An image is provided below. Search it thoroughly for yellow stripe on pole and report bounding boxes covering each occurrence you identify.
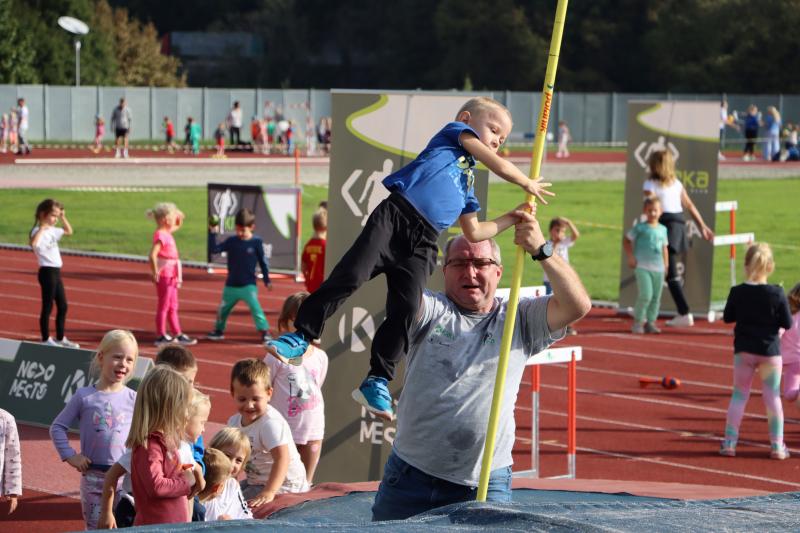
[476,0,569,502]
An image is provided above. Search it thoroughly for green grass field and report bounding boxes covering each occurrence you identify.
[2,179,797,302]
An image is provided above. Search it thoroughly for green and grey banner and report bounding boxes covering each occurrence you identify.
[0,338,152,428]
[207,184,300,275]
[619,101,719,314]
[316,91,489,482]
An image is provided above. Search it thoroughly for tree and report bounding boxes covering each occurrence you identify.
[0,0,38,83]
[96,1,185,86]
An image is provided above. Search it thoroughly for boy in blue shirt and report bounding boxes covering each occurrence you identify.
[267,96,553,419]
[207,208,273,343]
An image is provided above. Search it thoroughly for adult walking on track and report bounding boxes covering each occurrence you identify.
[111,98,132,159]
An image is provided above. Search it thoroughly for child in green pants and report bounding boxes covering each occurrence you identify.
[623,197,669,334]
[207,208,273,344]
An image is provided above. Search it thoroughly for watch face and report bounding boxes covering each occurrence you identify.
[542,241,554,257]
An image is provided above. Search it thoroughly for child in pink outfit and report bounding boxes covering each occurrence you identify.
[147,202,196,347]
[782,283,800,402]
[264,292,328,484]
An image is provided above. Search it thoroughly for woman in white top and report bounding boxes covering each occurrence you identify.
[643,150,714,327]
[29,199,79,347]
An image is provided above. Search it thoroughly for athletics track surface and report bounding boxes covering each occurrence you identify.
[1,248,799,531]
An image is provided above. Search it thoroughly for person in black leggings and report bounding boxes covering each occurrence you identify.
[30,199,79,348]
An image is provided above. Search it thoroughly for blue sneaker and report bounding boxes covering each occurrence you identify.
[266,332,309,360]
[352,376,394,420]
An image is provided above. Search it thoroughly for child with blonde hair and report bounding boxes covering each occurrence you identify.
[128,365,201,525]
[204,428,253,521]
[300,208,327,294]
[49,330,138,528]
[227,358,308,508]
[92,115,105,154]
[197,449,231,506]
[720,243,793,459]
[97,345,201,528]
[147,202,196,346]
[0,408,21,515]
[266,292,328,483]
[644,149,714,328]
[269,96,552,420]
[780,283,800,403]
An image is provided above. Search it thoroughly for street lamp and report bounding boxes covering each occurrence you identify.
[57,16,90,87]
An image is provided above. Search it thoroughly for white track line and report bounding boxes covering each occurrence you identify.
[583,345,733,370]
[539,440,800,490]
[592,332,732,351]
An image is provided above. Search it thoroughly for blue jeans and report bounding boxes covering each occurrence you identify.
[372,450,513,521]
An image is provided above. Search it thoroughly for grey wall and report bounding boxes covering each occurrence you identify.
[1,84,793,145]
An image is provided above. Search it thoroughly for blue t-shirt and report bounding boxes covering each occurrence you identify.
[382,122,481,231]
[208,233,270,287]
[626,222,668,272]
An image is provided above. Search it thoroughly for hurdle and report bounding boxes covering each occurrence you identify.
[713,201,754,287]
[514,345,582,480]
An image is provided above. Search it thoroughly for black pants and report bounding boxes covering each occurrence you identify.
[38,266,68,341]
[666,249,690,316]
[744,128,757,155]
[229,126,241,147]
[294,193,438,381]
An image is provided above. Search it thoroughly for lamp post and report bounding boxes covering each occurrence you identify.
[57,16,89,87]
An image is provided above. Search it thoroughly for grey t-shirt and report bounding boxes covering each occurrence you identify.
[394,290,564,486]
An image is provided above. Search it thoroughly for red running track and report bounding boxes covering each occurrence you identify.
[1,248,799,530]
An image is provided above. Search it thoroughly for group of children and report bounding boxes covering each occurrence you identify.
[40,316,326,528]
[13,95,799,528]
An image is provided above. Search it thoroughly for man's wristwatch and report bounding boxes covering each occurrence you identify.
[531,240,554,261]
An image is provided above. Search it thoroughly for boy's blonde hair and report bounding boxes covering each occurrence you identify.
[230,358,272,392]
[647,149,676,185]
[456,97,512,123]
[278,291,310,333]
[209,427,251,466]
[744,242,774,278]
[312,208,328,232]
[126,365,192,451]
[189,388,211,416]
[146,202,178,222]
[787,283,800,315]
[198,448,232,502]
[89,329,138,383]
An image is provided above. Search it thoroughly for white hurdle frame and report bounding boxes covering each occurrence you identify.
[713,201,754,287]
[514,345,582,480]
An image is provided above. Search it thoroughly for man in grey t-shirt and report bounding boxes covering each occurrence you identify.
[110,98,132,158]
[372,207,591,521]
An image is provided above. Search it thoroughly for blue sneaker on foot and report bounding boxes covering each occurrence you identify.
[266,332,309,360]
[352,376,394,420]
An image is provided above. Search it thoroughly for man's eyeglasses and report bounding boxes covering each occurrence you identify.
[444,258,498,270]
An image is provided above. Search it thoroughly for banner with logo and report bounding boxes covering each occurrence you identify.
[619,101,719,314]
[0,338,152,428]
[207,184,300,275]
[316,91,490,483]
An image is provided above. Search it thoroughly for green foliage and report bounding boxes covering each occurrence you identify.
[0,0,38,83]
[10,0,183,87]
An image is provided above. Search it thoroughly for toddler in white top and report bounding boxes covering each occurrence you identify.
[203,428,253,521]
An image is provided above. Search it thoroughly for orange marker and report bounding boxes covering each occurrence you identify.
[639,376,681,389]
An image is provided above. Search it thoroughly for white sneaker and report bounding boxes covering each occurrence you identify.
[123,149,129,158]
[666,313,694,327]
[43,337,60,346]
[58,337,81,349]
[115,149,121,158]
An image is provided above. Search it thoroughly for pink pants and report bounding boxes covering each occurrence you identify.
[783,360,800,402]
[156,276,182,336]
[724,352,783,446]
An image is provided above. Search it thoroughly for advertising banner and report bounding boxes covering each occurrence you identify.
[207,184,300,274]
[0,338,152,428]
[316,91,490,482]
[619,101,719,314]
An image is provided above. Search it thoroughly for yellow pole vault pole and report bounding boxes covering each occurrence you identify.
[476,0,569,502]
